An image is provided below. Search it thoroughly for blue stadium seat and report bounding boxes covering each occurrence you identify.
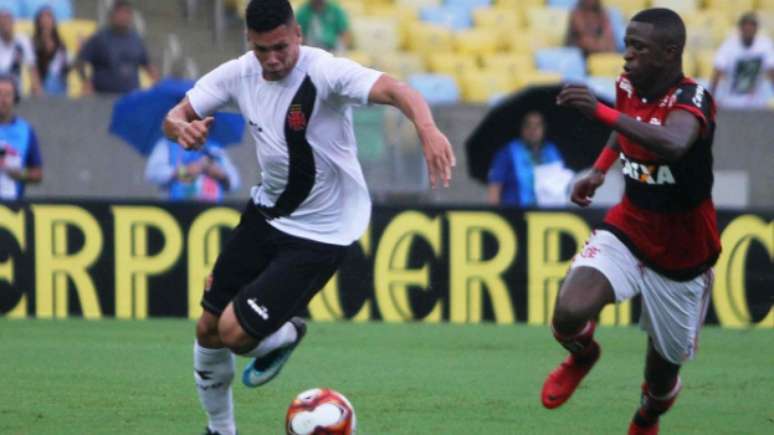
[420,6,472,30]
[23,0,73,20]
[408,73,461,105]
[444,0,492,11]
[547,0,578,8]
[0,0,22,17]
[607,7,626,52]
[535,47,587,82]
[585,76,616,103]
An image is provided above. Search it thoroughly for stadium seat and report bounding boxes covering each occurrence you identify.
[649,0,698,14]
[695,50,716,79]
[59,19,98,54]
[607,7,626,52]
[366,4,417,49]
[446,0,493,11]
[586,76,617,102]
[67,68,83,99]
[472,7,523,49]
[428,53,479,81]
[514,71,564,91]
[420,5,473,30]
[496,0,544,9]
[22,0,73,20]
[547,0,578,8]
[603,0,648,19]
[705,0,755,22]
[14,20,33,37]
[535,47,586,81]
[342,50,374,68]
[406,22,455,58]
[0,0,22,17]
[407,73,461,104]
[337,0,366,16]
[526,7,570,46]
[460,71,514,103]
[453,29,498,56]
[506,29,552,53]
[481,53,535,78]
[587,52,623,78]
[372,51,425,79]
[760,0,774,11]
[682,54,697,77]
[351,17,400,53]
[396,0,441,11]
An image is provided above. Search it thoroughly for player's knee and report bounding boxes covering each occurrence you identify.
[195,313,221,346]
[552,302,588,333]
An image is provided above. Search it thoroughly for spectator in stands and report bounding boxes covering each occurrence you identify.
[33,7,69,96]
[295,0,352,52]
[0,75,42,200]
[565,0,616,58]
[145,137,240,202]
[711,12,774,109]
[0,9,42,96]
[75,0,159,94]
[488,111,567,207]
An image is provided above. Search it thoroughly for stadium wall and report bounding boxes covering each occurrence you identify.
[1,201,771,328]
[17,98,774,207]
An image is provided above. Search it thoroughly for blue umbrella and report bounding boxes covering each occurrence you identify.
[109,78,246,156]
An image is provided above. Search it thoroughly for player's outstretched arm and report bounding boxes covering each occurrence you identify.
[557,84,700,162]
[571,133,618,207]
[163,97,214,151]
[367,75,456,188]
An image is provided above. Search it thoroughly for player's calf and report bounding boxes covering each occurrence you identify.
[628,378,682,435]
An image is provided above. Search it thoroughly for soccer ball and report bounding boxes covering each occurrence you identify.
[285,388,356,435]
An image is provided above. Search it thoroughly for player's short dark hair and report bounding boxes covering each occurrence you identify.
[245,0,295,34]
[631,8,686,54]
[738,12,758,27]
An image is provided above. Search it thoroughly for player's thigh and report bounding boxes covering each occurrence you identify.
[640,269,714,365]
[202,201,275,317]
[231,237,348,341]
[554,230,638,322]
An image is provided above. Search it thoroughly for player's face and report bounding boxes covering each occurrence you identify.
[623,21,667,90]
[248,23,302,82]
[0,81,15,118]
[740,21,757,46]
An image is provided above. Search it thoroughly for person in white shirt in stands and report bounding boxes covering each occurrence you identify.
[710,12,774,109]
[0,9,41,96]
[163,1,455,434]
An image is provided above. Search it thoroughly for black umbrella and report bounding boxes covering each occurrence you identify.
[465,85,614,183]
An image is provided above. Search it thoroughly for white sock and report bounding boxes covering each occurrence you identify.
[243,321,298,358]
[194,341,236,435]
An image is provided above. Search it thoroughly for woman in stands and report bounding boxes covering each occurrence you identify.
[566,0,616,57]
[33,6,69,95]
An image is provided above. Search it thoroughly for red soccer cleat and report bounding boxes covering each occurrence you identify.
[541,341,601,409]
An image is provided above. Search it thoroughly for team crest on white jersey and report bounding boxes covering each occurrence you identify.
[621,153,676,185]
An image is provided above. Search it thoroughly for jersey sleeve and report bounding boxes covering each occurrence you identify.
[488,146,512,184]
[186,59,241,118]
[24,129,42,168]
[314,55,383,107]
[672,82,714,130]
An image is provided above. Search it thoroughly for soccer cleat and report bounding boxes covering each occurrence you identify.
[628,417,659,435]
[201,428,238,435]
[242,317,307,388]
[541,341,601,409]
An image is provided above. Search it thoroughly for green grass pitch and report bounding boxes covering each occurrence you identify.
[0,319,772,434]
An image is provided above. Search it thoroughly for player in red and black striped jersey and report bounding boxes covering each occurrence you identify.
[540,8,721,435]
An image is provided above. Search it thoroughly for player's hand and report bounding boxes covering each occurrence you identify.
[556,84,598,118]
[178,117,214,150]
[571,169,605,207]
[419,126,456,188]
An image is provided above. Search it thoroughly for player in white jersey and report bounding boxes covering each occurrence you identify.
[163,1,455,434]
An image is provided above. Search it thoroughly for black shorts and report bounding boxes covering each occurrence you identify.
[202,201,348,339]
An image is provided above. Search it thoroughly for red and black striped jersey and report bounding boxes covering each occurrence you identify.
[600,75,722,280]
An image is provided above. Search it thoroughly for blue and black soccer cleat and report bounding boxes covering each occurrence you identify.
[242,317,307,388]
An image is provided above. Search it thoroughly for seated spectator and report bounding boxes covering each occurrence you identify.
[0,74,42,200]
[295,0,352,52]
[711,12,774,109]
[565,0,616,58]
[0,9,41,96]
[33,6,69,96]
[488,111,568,207]
[75,0,159,94]
[145,137,240,203]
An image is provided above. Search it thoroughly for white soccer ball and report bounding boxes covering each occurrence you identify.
[285,388,357,435]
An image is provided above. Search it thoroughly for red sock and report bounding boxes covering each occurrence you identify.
[634,377,682,427]
[552,320,597,361]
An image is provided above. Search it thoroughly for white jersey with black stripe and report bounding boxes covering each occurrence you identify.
[187,46,383,245]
